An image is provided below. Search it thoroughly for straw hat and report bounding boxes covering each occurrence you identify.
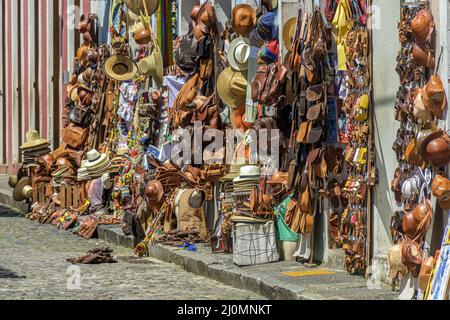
[8,175,18,188]
[125,0,159,16]
[85,149,110,172]
[233,165,261,183]
[217,67,248,109]
[20,130,49,150]
[231,4,256,36]
[104,54,138,81]
[221,159,247,181]
[227,37,251,71]
[138,44,163,87]
[13,177,32,202]
[282,17,296,52]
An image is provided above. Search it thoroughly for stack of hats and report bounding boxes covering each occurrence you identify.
[20,130,51,168]
[221,159,247,182]
[232,165,262,194]
[78,149,111,180]
[52,157,77,184]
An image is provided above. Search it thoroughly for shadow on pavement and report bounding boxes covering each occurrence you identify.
[0,266,26,279]
[0,205,23,218]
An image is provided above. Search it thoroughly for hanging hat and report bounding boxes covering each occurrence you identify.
[261,0,278,12]
[125,0,159,16]
[20,130,49,150]
[257,12,278,41]
[145,180,164,208]
[196,1,218,36]
[13,177,32,202]
[217,67,248,109]
[258,39,279,64]
[138,44,163,87]
[104,54,138,81]
[8,175,18,188]
[282,17,296,52]
[231,4,256,36]
[422,75,447,119]
[227,37,251,71]
[420,130,450,167]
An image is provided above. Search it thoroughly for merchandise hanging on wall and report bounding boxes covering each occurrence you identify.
[8,0,381,278]
[388,0,449,300]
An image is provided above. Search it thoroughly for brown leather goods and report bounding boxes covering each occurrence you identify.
[231,104,252,132]
[196,2,218,36]
[419,255,435,291]
[401,239,423,277]
[420,130,450,167]
[402,210,420,239]
[145,180,164,209]
[297,120,312,143]
[422,75,447,119]
[177,189,207,239]
[388,244,408,277]
[231,4,256,36]
[411,9,434,44]
[306,84,323,102]
[251,61,288,108]
[432,174,450,209]
[190,5,201,23]
[62,124,88,150]
[413,89,432,122]
[69,104,92,127]
[412,42,435,69]
[307,103,325,121]
[306,126,323,144]
[268,171,288,186]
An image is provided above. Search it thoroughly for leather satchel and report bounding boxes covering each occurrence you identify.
[251,61,288,108]
[69,105,92,128]
[62,123,88,149]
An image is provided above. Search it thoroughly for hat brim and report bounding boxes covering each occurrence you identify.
[217,67,248,109]
[228,37,251,71]
[13,177,32,201]
[231,4,257,36]
[126,0,159,17]
[105,55,138,81]
[419,130,444,165]
[282,17,297,52]
[86,154,109,170]
[20,139,50,150]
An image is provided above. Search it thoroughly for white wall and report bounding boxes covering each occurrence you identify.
[371,0,401,262]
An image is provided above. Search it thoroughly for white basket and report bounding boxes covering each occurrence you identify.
[232,220,279,266]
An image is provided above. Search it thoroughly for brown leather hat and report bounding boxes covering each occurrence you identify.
[420,130,450,167]
[231,4,256,36]
[422,75,447,119]
[191,5,201,23]
[145,180,164,208]
[196,2,218,35]
[432,174,450,209]
[412,42,435,69]
[411,9,434,43]
[268,171,288,185]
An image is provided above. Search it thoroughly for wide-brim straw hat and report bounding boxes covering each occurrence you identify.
[13,177,32,202]
[282,17,297,52]
[20,130,49,150]
[126,0,159,16]
[105,54,138,81]
[217,67,248,109]
[138,44,163,87]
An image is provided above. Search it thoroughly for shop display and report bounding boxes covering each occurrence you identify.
[11,1,450,297]
[388,2,449,300]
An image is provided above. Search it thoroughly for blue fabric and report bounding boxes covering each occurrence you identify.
[257,12,278,41]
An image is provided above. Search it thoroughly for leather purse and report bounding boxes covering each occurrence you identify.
[69,105,92,128]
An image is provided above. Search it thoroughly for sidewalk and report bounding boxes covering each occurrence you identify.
[0,174,398,300]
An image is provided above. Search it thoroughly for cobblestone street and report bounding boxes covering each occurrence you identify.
[0,205,264,300]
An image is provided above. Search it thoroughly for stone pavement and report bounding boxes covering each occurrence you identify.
[0,205,264,300]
